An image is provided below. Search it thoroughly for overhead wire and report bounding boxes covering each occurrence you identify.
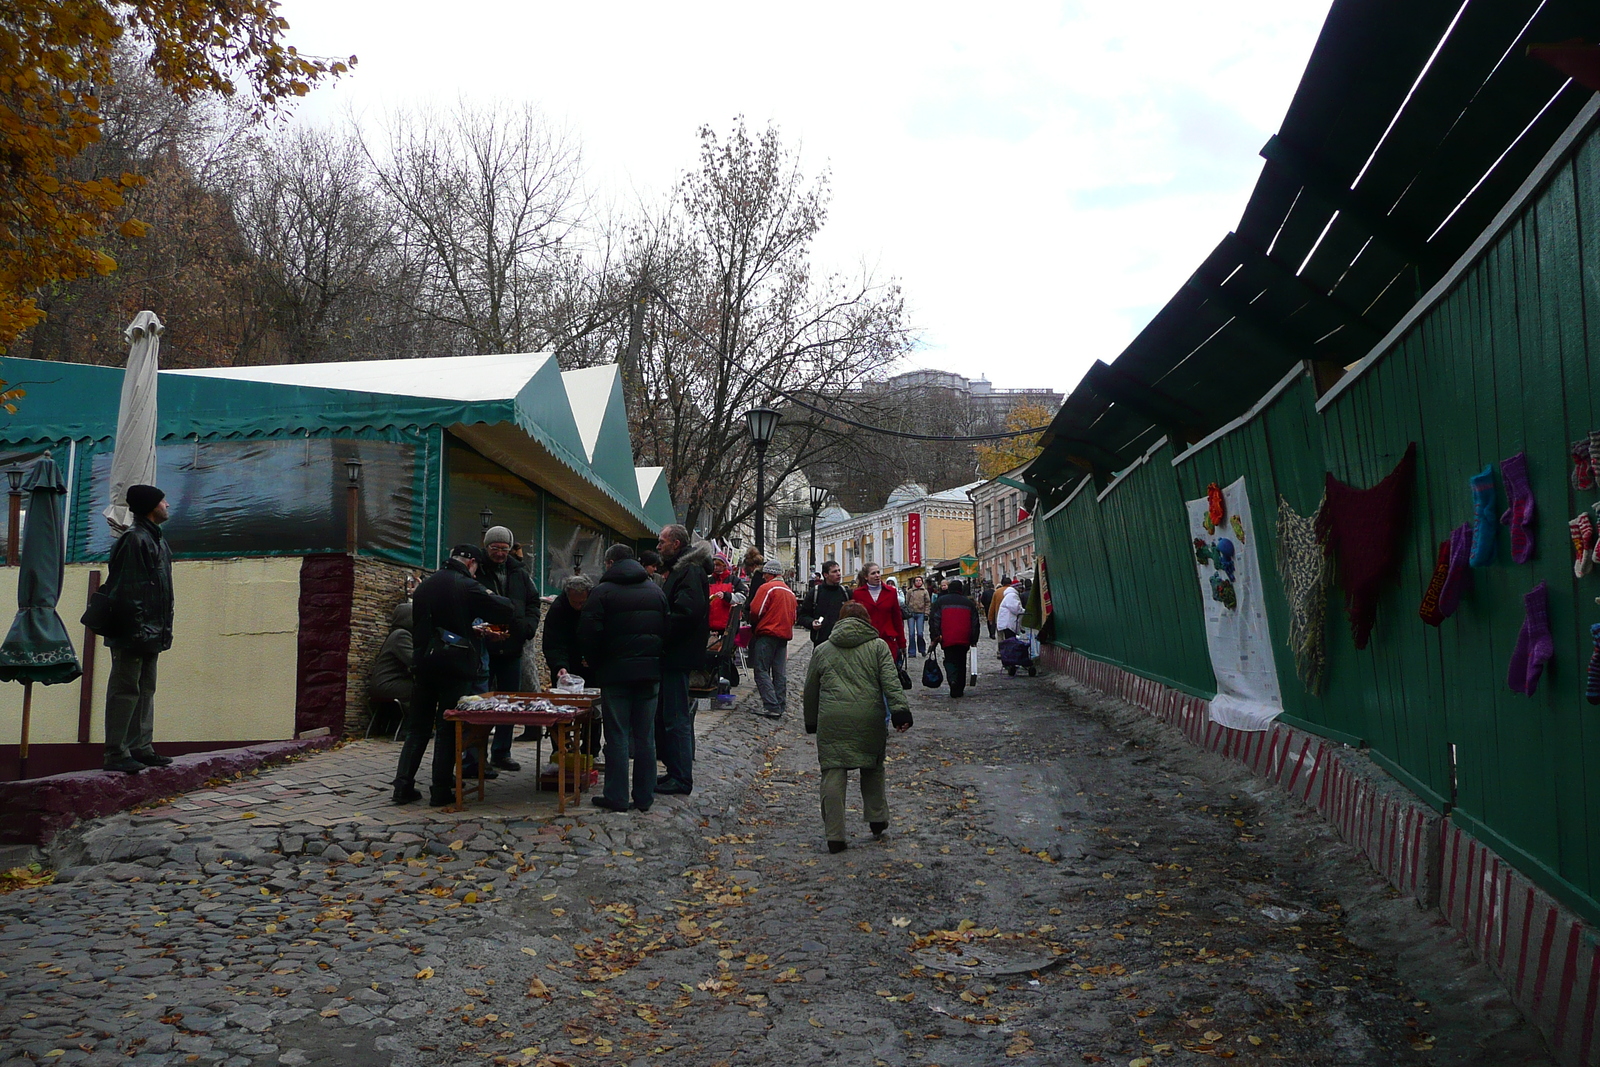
[642,287,1053,442]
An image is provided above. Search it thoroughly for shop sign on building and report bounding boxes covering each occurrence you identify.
[906,512,922,564]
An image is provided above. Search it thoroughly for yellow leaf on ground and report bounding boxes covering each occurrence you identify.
[415,968,434,980]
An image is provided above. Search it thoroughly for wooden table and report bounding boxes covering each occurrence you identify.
[444,691,598,813]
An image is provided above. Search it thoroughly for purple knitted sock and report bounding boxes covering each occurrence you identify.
[1436,522,1473,618]
[1499,452,1534,564]
[1507,581,1553,695]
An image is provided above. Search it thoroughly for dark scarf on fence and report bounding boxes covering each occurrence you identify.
[1316,443,1418,650]
[1276,494,1329,693]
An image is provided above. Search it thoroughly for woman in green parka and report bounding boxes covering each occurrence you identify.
[803,603,913,853]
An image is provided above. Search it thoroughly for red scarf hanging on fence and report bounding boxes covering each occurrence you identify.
[1316,443,1418,650]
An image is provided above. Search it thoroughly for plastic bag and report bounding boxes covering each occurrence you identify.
[555,672,586,693]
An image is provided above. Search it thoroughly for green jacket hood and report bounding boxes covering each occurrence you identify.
[828,617,880,649]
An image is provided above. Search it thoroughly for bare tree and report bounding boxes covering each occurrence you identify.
[361,101,583,354]
[619,119,912,537]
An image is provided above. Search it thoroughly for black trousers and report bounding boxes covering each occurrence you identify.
[393,675,473,798]
[943,644,970,696]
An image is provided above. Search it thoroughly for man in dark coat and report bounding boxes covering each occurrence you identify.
[929,579,983,699]
[656,524,711,794]
[578,544,668,812]
[101,484,175,774]
[478,526,541,770]
[797,560,850,646]
[542,574,592,683]
[391,544,514,806]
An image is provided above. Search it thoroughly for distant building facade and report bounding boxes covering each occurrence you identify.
[815,482,978,583]
[969,463,1036,587]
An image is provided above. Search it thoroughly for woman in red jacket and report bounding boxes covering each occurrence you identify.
[852,563,906,664]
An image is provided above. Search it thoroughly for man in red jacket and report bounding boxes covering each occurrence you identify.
[929,579,982,698]
[748,559,797,718]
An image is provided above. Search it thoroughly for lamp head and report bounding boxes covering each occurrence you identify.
[744,406,781,447]
[6,468,21,492]
[480,506,494,530]
[344,458,363,485]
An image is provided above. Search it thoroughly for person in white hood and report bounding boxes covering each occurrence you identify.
[996,580,1025,640]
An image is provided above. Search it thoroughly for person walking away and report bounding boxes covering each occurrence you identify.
[707,553,745,702]
[929,579,982,698]
[657,525,711,795]
[979,581,996,640]
[986,579,1007,639]
[101,484,175,774]
[803,603,912,853]
[798,560,850,645]
[904,576,931,658]
[748,559,797,718]
[996,578,1025,641]
[392,545,513,806]
[578,545,668,812]
[852,564,906,666]
[368,601,415,727]
[478,526,541,771]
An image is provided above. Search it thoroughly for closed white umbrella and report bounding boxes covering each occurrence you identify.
[104,311,162,533]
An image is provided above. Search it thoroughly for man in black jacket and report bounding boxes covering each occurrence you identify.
[479,526,541,770]
[579,544,668,812]
[391,544,515,806]
[102,484,175,774]
[797,560,850,646]
[656,524,711,794]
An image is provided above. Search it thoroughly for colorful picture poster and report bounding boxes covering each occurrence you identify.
[1186,477,1284,732]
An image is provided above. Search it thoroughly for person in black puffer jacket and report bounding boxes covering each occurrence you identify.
[478,526,542,770]
[579,544,668,812]
[655,526,712,794]
[391,544,514,807]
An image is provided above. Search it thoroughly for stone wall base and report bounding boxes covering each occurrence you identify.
[1037,643,1598,1066]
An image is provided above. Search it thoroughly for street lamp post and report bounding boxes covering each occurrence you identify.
[744,407,781,554]
[5,468,21,567]
[808,485,829,580]
[344,459,363,555]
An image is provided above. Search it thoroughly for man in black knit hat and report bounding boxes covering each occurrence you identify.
[102,484,175,774]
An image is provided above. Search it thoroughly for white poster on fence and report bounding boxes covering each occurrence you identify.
[1186,477,1283,732]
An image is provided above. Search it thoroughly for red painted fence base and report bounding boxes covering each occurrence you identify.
[1038,643,1597,1066]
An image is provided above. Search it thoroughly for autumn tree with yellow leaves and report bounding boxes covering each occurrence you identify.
[0,0,352,346]
[974,398,1055,480]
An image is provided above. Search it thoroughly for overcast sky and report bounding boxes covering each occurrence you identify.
[277,1,1333,393]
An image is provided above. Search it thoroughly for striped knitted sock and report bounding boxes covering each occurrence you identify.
[1589,623,1600,706]
[1573,514,1594,578]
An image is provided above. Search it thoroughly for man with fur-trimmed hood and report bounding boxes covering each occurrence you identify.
[655,524,713,794]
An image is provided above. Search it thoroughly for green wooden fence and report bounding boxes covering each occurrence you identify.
[1035,121,1600,923]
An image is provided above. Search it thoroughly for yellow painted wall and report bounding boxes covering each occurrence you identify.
[0,558,301,748]
[924,515,973,560]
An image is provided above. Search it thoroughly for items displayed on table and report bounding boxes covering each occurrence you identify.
[1318,443,1417,650]
[457,693,571,716]
[1275,494,1330,695]
[1507,580,1553,696]
[1499,452,1535,563]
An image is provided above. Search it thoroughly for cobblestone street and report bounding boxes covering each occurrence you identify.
[0,639,1553,1066]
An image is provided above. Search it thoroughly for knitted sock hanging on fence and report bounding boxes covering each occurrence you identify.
[1587,623,1600,705]
[1507,580,1553,695]
[1469,464,1498,566]
[1276,494,1330,694]
[1499,451,1535,564]
[1317,443,1418,650]
[1436,521,1473,618]
[1418,539,1450,627]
